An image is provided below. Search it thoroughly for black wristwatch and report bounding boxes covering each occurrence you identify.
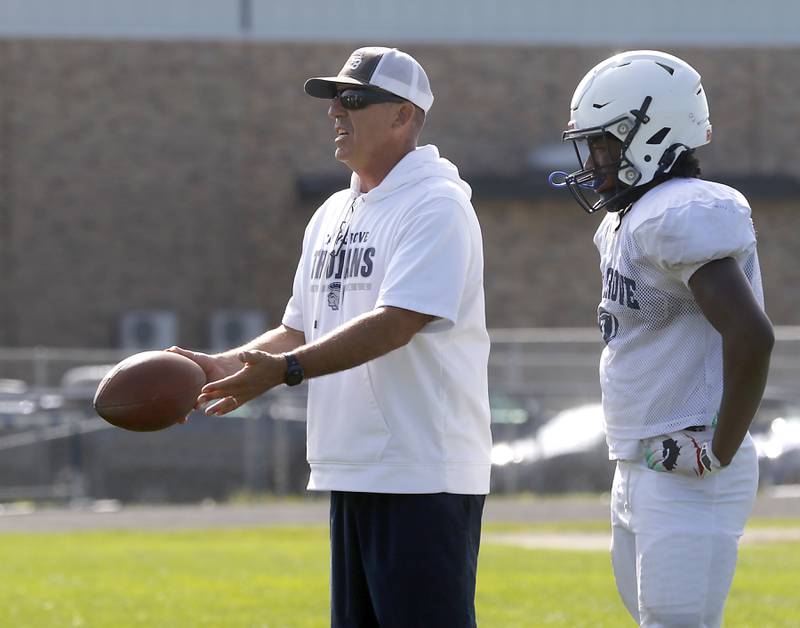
[282,353,304,387]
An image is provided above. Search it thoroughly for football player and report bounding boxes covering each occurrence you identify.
[551,50,774,627]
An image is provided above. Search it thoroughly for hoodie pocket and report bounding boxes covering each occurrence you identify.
[306,364,391,464]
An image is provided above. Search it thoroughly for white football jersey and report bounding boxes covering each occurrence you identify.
[594,178,764,459]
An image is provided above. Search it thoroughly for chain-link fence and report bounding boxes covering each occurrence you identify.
[1,327,798,502]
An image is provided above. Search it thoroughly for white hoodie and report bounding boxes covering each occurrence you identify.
[282,145,491,494]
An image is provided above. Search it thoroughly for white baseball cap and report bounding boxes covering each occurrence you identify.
[304,47,434,113]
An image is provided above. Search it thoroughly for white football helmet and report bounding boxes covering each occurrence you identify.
[558,50,712,213]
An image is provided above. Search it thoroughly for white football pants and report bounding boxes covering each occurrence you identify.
[610,433,758,628]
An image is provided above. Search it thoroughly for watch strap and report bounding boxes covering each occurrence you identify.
[282,352,304,386]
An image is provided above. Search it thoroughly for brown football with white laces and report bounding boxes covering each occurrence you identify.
[93,351,206,431]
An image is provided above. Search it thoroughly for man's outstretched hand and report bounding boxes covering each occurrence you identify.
[198,350,285,416]
[166,346,255,421]
[167,346,241,384]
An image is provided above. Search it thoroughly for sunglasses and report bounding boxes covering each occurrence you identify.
[335,88,406,110]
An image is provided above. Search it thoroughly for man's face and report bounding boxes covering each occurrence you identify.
[584,134,623,194]
[328,88,401,170]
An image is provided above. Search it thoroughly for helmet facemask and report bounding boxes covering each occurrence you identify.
[560,97,654,214]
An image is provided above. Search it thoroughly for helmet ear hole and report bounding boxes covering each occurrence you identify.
[656,143,689,173]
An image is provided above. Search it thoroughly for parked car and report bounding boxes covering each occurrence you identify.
[489,391,544,443]
[750,395,800,486]
[491,402,613,494]
[491,394,800,494]
[60,364,116,409]
[0,378,66,428]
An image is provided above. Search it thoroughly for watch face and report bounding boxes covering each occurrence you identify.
[284,354,304,386]
[285,367,303,386]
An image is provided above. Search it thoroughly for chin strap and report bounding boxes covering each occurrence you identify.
[629,98,652,125]
[613,203,634,231]
[620,96,653,154]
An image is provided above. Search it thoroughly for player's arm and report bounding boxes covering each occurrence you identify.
[689,257,774,466]
[198,306,434,415]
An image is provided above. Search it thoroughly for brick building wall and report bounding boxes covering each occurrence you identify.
[0,39,797,347]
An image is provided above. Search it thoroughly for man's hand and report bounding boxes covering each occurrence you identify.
[197,350,285,416]
[643,430,723,478]
[166,346,246,422]
[167,346,243,382]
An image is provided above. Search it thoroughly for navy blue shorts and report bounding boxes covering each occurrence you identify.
[330,491,485,628]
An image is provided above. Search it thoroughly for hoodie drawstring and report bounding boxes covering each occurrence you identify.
[312,195,361,333]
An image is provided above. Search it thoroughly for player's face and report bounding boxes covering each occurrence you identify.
[584,134,623,194]
[328,89,402,171]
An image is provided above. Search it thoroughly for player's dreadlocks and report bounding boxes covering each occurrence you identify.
[667,149,702,179]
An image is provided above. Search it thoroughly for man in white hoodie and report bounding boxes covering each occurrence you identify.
[172,47,491,627]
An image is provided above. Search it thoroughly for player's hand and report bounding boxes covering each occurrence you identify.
[642,429,722,478]
[198,350,284,416]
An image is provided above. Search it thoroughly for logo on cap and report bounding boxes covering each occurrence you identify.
[347,52,364,70]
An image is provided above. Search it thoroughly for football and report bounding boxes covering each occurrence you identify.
[93,351,206,432]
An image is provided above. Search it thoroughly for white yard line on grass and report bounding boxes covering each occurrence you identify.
[482,527,800,551]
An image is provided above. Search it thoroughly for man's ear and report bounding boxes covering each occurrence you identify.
[392,102,415,129]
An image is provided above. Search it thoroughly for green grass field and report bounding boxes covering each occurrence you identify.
[1,521,798,627]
